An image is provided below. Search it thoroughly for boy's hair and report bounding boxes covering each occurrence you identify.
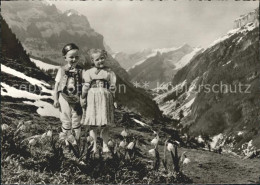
[88,48,108,60]
[62,43,79,56]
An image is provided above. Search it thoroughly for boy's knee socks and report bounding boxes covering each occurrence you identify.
[73,127,81,140]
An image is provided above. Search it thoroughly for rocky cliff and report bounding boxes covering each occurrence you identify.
[155,9,260,151]
[234,8,259,29]
[1,1,128,80]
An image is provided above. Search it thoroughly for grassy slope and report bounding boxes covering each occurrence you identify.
[2,97,259,184]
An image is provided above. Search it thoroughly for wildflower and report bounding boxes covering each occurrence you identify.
[119,140,127,148]
[167,143,174,152]
[5,156,11,163]
[172,140,180,146]
[29,138,37,146]
[148,148,156,157]
[121,128,128,137]
[197,135,204,143]
[41,132,47,139]
[67,135,77,145]
[183,157,191,164]
[46,130,52,137]
[19,124,27,132]
[17,120,24,128]
[151,135,159,147]
[1,124,9,131]
[59,132,76,146]
[108,140,114,147]
[181,152,191,164]
[24,120,33,126]
[79,161,86,165]
[127,142,135,150]
[14,160,19,167]
[86,136,93,142]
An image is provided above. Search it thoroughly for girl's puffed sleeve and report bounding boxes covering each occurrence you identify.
[82,69,91,84]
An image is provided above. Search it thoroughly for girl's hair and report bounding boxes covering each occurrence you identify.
[62,43,79,56]
[88,48,108,60]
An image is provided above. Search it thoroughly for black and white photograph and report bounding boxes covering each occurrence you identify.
[1,0,260,184]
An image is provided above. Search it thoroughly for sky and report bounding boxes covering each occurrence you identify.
[51,1,258,53]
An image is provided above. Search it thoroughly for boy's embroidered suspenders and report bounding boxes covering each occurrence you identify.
[60,65,82,96]
[59,65,83,116]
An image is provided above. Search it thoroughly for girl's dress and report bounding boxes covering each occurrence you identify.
[82,67,116,126]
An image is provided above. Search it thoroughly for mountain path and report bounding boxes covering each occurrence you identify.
[178,148,260,183]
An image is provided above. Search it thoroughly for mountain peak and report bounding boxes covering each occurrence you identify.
[42,0,53,6]
[180,43,193,50]
[234,8,259,29]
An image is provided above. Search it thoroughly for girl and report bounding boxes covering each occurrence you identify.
[53,43,83,142]
[81,49,117,153]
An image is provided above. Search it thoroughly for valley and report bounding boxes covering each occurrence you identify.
[1,1,260,184]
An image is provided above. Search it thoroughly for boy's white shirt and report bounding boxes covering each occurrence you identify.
[55,64,73,82]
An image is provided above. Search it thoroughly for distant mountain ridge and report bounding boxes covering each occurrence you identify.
[113,48,154,70]
[127,44,202,89]
[154,8,260,152]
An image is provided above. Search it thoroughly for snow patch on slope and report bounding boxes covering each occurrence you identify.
[210,133,224,149]
[208,22,257,49]
[222,60,232,67]
[153,80,187,103]
[24,100,59,118]
[154,77,199,120]
[174,48,202,70]
[1,64,53,94]
[1,83,58,118]
[241,140,256,156]
[1,64,59,118]
[128,46,183,71]
[30,58,59,70]
[1,83,50,100]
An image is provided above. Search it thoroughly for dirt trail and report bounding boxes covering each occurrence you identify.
[178,148,260,183]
